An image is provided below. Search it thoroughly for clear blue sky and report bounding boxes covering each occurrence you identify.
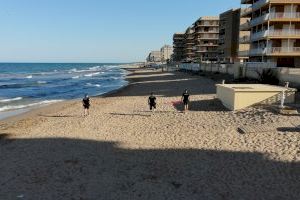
[0,0,240,63]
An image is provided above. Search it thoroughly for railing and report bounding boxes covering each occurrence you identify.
[267,47,300,54]
[195,36,219,40]
[247,47,300,55]
[251,30,268,41]
[269,12,300,19]
[269,29,300,37]
[240,7,252,16]
[250,13,269,27]
[252,0,269,11]
[251,29,300,41]
[249,48,267,56]
[240,21,251,30]
[238,50,250,57]
[197,23,219,26]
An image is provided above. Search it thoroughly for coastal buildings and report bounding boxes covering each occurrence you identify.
[160,45,174,62]
[173,33,185,62]
[194,16,220,62]
[240,0,300,67]
[146,45,174,63]
[147,51,161,62]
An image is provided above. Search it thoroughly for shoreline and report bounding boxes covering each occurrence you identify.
[0,66,139,123]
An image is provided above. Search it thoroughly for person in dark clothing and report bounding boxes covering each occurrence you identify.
[82,94,90,116]
[148,92,157,112]
[181,89,190,112]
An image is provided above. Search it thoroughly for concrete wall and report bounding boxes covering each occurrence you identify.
[179,63,300,88]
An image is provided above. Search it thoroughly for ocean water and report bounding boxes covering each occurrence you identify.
[0,63,128,114]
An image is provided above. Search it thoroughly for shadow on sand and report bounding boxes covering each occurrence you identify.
[173,99,229,112]
[38,114,82,118]
[0,135,299,199]
[109,70,216,98]
[109,113,151,117]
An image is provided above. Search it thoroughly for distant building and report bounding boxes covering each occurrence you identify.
[160,45,173,62]
[147,51,161,62]
[183,26,196,61]
[173,33,185,62]
[194,16,220,62]
[240,0,300,67]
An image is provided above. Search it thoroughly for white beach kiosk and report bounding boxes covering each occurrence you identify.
[216,83,297,111]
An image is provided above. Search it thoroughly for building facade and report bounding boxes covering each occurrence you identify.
[240,0,300,67]
[219,9,250,63]
[147,51,161,62]
[194,16,220,62]
[173,33,185,62]
[183,26,196,62]
[160,45,174,62]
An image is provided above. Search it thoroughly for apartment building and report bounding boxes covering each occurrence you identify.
[173,33,185,62]
[194,16,220,62]
[219,9,250,63]
[147,51,161,62]
[183,26,196,61]
[160,45,174,62]
[240,0,300,67]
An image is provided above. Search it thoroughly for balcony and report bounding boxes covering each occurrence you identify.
[249,48,267,56]
[239,50,250,57]
[267,47,300,55]
[251,30,268,41]
[250,13,269,27]
[247,47,300,56]
[197,23,219,27]
[269,12,300,20]
[197,43,218,47]
[240,21,251,31]
[269,29,300,37]
[196,30,219,34]
[240,7,252,17]
[251,29,300,41]
[252,0,269,11]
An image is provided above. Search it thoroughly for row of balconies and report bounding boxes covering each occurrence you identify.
[195,30,219,34]
[239,47,300,56]
[196,43,219,47]
[240,29,300,43]
[240,12,300,31]
[241,0,269,14]
[196,22,219,27]
[195,36,219,40]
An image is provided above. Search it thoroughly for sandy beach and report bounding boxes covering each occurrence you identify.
[0,67,299,200]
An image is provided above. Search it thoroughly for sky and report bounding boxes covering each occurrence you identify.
[0,0,240,63]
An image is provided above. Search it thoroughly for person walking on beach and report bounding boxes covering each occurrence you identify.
[181,89,190,112]
[82,94,90,116]
[148,92,157,112]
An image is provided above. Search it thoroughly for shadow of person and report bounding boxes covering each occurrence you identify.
[0,137,299,199]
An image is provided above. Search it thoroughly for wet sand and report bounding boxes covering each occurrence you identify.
[0,67,299,200]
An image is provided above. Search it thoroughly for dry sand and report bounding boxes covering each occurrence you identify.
[0,67,299,200]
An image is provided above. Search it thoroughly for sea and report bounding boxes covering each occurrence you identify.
[0,63,128,119]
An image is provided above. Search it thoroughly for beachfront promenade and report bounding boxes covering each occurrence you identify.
[0,67,299,199]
